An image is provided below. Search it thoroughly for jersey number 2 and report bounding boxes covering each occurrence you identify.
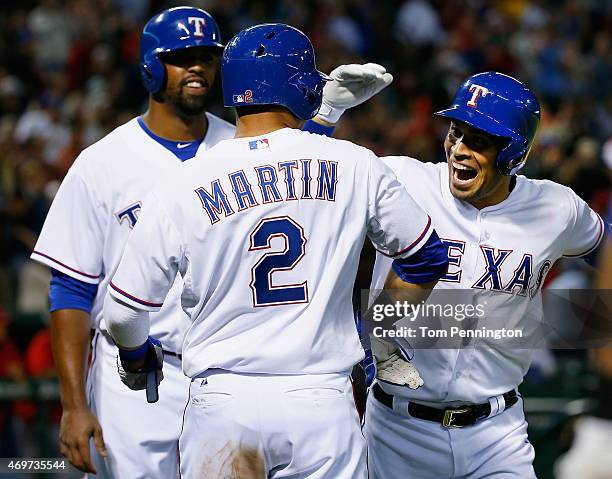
[249,216,308,307]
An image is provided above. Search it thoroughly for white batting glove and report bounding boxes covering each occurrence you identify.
[315,63,393,124]
[371,336,424,389]
[376,353,424,389]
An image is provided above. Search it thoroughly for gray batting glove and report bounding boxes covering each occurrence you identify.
[116,337,164,402]
[315,63,394,124]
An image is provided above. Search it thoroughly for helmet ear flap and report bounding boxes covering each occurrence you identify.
[294,71,326,112]
[140,44,166,94]
[496,135,529,175]
[148,54,166,94]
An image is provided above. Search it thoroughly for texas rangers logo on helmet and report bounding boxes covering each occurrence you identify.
[188,17,207,37]
[467,84,491,108]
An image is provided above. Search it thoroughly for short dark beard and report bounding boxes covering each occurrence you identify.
[170,87,208,117]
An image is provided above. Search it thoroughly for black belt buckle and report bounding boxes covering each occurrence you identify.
[442,407,471,428]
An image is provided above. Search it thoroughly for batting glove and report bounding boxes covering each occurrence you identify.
[371,336,424,390]
[361,347,377,388]
[117,336,164,403]
[355,310,377,388]
[316,63,394,124]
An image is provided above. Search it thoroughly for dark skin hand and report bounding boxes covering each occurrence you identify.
[50,309,107,473]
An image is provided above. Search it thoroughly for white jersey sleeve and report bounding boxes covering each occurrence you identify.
[109,191,185,312]
[561,187,605,258]
[367,154,432,259]
[32,166,105,284]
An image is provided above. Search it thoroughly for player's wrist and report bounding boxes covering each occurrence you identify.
[62,405,90,413]
[311,116,335,127]
[60,400,91,412]
[58,385,90,410]
[118,341,149,372]
[118,340,149,361]
[118,336,162,373]
[315,101,344,125]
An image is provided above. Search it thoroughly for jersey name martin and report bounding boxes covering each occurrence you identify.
[195,158,338,224]
[440,239,550,299]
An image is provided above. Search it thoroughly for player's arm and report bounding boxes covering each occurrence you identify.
[302,63,393,136]
[365,154,448,292]
[49,271,107,473]
[103,191,184,399]
[31,168,107,473]
[103,294,165,402]
[561,189,608,266]
[362,155,448,385]
[364,236,448,387]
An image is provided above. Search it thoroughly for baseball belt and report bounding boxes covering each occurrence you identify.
[372,383,518,428]
[100,331,182,361]
[162,349,182,360]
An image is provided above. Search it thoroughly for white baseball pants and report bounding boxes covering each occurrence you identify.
[178,370,367,479]
[363,390,536,478]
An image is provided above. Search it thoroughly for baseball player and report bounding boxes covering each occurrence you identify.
[361,72,607,478]
[102,23,449,479]
[30,7,404,477]
[30,7,235,477]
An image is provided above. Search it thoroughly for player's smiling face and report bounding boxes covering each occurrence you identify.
[160,46,220,117]
[444,121,511,209]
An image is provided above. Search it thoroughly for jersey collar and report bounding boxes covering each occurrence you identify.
[137,116,206,162]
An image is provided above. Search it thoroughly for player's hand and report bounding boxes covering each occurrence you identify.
[360,346,377,387]
[117,336,164,402]
[59,407,107,474]
[376,352,424,389]
[355,309,376,387]
[370,336,423,389]
[315,63,393,124]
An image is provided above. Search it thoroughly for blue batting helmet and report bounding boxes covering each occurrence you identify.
[435,72,540,176]
[140,6,223,94]
[221,24,331,120]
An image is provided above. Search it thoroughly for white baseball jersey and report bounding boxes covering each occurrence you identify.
[109,128,434,378]
[371,157,605,403]
[31,113,235,352]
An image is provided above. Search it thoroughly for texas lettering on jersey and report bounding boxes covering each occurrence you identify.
[440,240,549,299]
[195,159,338,224]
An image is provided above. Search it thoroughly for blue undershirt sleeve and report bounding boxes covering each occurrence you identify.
[302,120,335,137]
[392,230,449,284]
[49,269,98,313]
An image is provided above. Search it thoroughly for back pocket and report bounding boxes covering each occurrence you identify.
[191,389,234,408]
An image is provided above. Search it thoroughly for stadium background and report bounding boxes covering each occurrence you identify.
[0,0,610,477]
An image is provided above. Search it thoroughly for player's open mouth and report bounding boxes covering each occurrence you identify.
[451,161,478,184]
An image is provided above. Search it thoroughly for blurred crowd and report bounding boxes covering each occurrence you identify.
[0,0,610,467]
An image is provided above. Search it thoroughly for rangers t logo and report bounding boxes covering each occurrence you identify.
[116,202,142,228]
[467,84,491,108]
[188,17,206,37]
